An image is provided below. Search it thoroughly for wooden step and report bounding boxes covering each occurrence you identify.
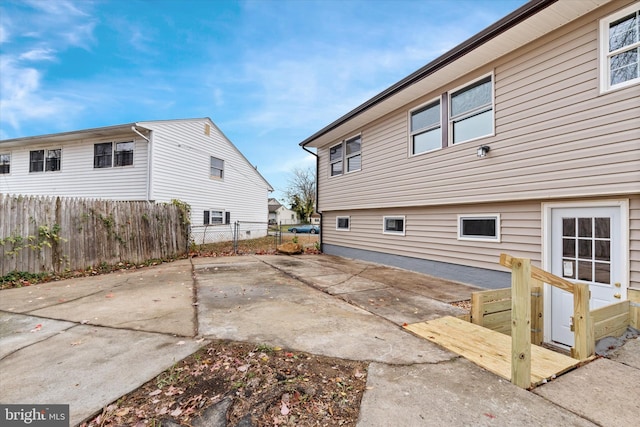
[405,316,582,387]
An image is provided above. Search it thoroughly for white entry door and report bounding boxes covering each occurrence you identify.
[548,204,627,347]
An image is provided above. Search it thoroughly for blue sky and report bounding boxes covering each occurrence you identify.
[0,0,526,202]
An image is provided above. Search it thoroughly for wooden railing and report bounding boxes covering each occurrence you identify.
[499,253,593,389]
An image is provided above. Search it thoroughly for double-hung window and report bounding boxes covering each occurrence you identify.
[329,135,361,176]
[30,149,61,172]
[204,210,230,225]
[210,157,224,179]
[600,3,640,91]
[94,142,134,168]
[0,153,10,174]
[449,75,493,144]
[410,100,441,155]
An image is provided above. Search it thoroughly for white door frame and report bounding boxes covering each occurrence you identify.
[541,199,629,344]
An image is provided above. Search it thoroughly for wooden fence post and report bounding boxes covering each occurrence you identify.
[511,257,531,389]
[572,283,593,360]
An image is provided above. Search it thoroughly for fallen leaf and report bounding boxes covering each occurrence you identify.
[148,389,162,396]
[30,324,42,332]
[280,402,290,415]
[115,407,130,417]
[170,408,182,417]
[105,293,114,298]
[71,341,83,346]
[484,413,496,419]
[176,341,185,346]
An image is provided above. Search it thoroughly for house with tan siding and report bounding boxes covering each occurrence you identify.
[0,118,273,242]
[300,0,640,348]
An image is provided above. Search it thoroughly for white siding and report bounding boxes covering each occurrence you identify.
[141,119,271,227]
[0,135,149,200]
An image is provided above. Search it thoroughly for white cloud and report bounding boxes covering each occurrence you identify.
[19,48,57,61]
[0,24,8,44]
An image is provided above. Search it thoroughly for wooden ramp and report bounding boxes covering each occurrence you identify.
[405,316,582,387]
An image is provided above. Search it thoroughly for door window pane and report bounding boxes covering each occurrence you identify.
[595,217,610,238]
[595,240,610,261]
[578,239,592,258]
[562,259,576,279]
[578,261,592,281]
[594,263,611,284]
[563,218,575,237]
[578,218,592,237]
[563,238,576,257]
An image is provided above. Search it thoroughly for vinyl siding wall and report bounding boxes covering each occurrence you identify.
[0,135,149,200]
[143,119,270,226]
[317,0,639,285]
[317,0,639,211]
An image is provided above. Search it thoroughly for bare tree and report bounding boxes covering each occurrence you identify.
[285,167,316,223]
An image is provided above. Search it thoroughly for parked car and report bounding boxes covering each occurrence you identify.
[288,224,320,234]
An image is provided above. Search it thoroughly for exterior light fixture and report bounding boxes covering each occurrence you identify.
[477,145,491,158]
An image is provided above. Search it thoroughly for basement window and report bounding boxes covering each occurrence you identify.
[383,216,405,236]
[336,216,350,231]
[458,214,500,241]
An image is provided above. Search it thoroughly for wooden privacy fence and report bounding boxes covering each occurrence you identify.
[0,194,189,275]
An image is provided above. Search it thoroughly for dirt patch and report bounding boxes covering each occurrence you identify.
[81,340,368,426]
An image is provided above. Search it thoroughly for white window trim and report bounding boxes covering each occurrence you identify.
[408,97,441,157]
[457,214,501,242]
[210,156,224,180]
[448,72,495,146]
[0,152,11,175]
[205,209,226,225]
[383,215,406,236]
[336,216,350,231]
[599,2,640,93]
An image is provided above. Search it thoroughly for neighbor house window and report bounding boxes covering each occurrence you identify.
[330,143,343,176]
[94,142,133,168]
[383,216,405,235]
[0,153,10,174]
[458,214,500,241]
[330,134,361,176]
[210,157,224,179]
[336,216,350,231]
[114,142,134,167]
[204,210,229,225]
[29,149,61,172]
[449,75,494,144]
[410,100,441,155]
[45,149,61,171]
[600,3,640,92]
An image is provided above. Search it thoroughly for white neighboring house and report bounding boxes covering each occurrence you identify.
[268,198,298,225]
[0,118,273,243]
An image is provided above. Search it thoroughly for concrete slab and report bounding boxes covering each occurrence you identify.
[0,261,196,336]
[0,312,75,358]
[533,358,640,427]
[359,265,479,303]
[302,273,355,289]
[606,337,640,369]
[358,359,597,427]
[325,276,388,295]
[0,324,204,426]
[196,262,455,364]
[341,287,466,325]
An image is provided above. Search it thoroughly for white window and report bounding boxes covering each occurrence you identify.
[410,100,441,155]
[449,75,494,144]
[210,156,224,179]
[329,134,361,176]
[383,216,405,235]
[94,142,133,168]
[204,210,228,225]
[0,153,10,174]
[336,216,350,231]
[600,3,640,92]
[458,214,501,241]
[30,149,61,172]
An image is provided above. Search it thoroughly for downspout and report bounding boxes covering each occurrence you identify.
[302,144,321,251]
[131,126,152,202]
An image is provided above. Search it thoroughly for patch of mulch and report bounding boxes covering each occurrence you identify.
[81,340,368,427]
[450,299,471,311]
